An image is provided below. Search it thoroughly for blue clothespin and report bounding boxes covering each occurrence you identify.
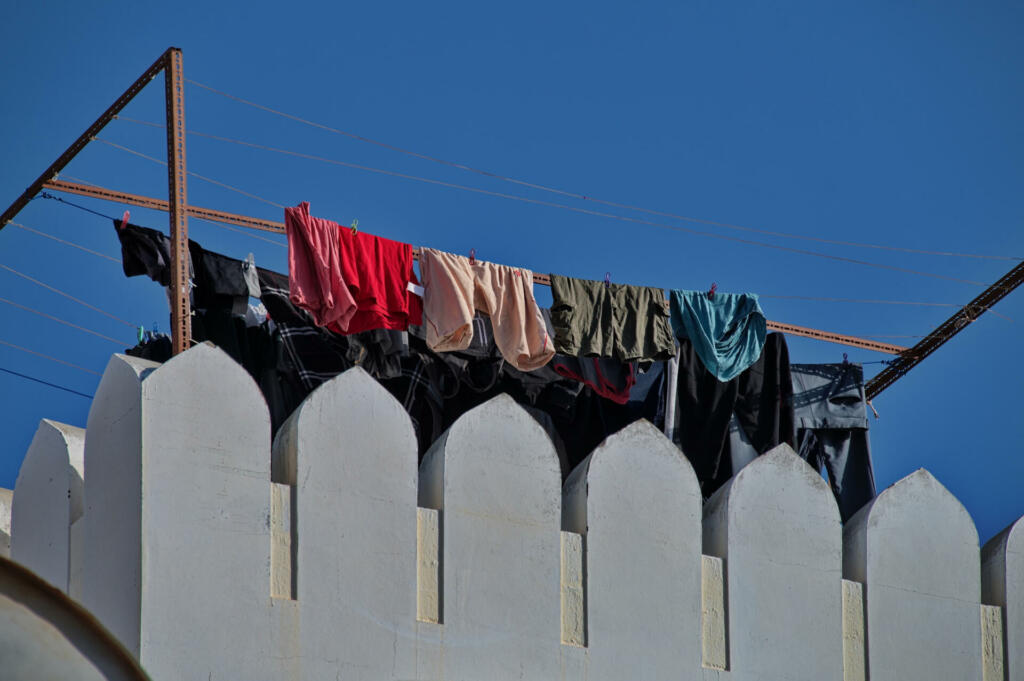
[604,272,611,288]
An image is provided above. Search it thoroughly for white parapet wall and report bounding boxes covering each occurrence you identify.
[11,419,85,593]
[4,343,1022,681]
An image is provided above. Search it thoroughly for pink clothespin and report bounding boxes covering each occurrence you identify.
[469,248,476,265]
[117,210,130,231]
[604,272,611,288]
[707,282,717,300]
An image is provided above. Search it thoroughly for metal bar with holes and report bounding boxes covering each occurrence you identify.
[865,260,1024,399]
[0,49,173,230]
[164,49,191,355]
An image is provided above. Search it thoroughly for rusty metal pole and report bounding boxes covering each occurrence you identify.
[164,48,191,355]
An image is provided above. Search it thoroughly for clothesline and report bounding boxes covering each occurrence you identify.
[31,179,950,355]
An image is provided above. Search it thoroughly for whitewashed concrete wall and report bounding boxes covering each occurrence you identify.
[5,344,1021,681]
[10,419,85,592]
[0,487,12,558]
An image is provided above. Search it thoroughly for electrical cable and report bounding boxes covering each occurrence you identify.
[7,221,121,263]
[96,133,988,286]
[759,294,1012,322]
[0,264,138,328]
[175,87,1021,262]
[0,366,94,399]
[93,138,286,209]
[32,182,993,320]
[0,339,102,375]
[36,191,117,221]
[0,296,125,345]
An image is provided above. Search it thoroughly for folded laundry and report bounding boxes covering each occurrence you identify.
[790,362,876,521]
[285,202,421,335]
[419,247,554,371]
[669,289,766,382]
[549,274,675,362]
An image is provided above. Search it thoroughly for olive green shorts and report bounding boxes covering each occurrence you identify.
[549,274,675,362]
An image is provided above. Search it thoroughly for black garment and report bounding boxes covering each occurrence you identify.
[671,332,796,496]
[790,362,876,522]
[258,268,407,388]
[114,221,177,286]
[378,335,458,457]
[125,333,172,362]
[190,243,250,314]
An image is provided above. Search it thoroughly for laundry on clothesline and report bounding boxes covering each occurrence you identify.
[285,201,421,334]
[114,206,878,519]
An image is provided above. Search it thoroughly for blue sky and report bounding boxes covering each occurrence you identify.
[1,1,1021,542]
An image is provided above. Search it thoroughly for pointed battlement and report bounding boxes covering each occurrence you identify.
[6,343,1021,680]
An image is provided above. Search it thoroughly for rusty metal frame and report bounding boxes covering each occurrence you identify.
[164,49,191,355]
[0,49,172,230]
[0,46,195,355]
[865,260,1024,398]
[6,47,1021,391]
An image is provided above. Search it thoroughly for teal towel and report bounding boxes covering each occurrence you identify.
[669,290,767,381]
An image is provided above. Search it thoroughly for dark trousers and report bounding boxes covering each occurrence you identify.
[797,428,874,522]
[671,332,795,496]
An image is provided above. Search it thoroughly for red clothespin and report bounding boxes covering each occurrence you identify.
[117,209,130,231]
[604,272,611,288]
[707,282,717,300]
[469,248,476,265]
[350,219,358,235]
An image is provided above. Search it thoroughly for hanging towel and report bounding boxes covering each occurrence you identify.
[669,289,766,382]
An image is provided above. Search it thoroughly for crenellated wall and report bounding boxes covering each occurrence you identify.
[6,343,1022,681]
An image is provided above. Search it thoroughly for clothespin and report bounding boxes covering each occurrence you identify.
[350,219,359,235]
[604,272,611,288]
[469,248,476,265]
[842,352,849,364]
[118,210,130,231]
[137,325,145,344]
[707,282,718,300]
[866,399,880,420]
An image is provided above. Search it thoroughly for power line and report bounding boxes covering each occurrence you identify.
[98,130,988,287]
[0,365,94,399]
[759,294,1012,322]
[8,221,121,263]
[177,85,1021,263]
[94,138,286,209]
[0,339,102,375]
[0,264,138,328]
[37,190,117,221]
[0,296,125,345]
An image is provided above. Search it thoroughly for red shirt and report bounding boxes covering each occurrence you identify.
[285,202,421,334]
